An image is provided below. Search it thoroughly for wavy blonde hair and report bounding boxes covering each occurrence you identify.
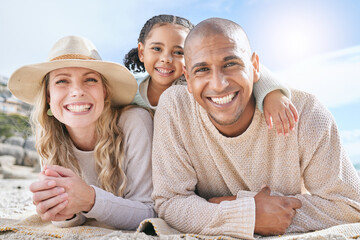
[31,73,128,196]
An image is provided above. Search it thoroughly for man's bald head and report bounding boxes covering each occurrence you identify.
[184,18,252,60]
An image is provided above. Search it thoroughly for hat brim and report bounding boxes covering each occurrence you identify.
[8,59,137,105]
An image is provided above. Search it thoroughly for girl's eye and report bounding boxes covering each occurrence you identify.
[152,47,161,51]
[174,50,184,56]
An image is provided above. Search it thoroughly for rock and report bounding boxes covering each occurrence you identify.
[23,149,39,167]
[5,136,25,147]
[24,136,36,151]
[0,143,25,165]
[2,164,38,179]
[0,155,16,166]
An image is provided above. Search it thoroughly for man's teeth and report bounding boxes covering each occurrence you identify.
[67,104,91,112]
[211,93,236,105]
[157,68,173,73]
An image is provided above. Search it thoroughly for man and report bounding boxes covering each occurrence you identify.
[151,18,360,239]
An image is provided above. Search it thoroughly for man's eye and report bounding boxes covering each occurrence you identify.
[152,47,161,51]
[225,62,237,67]
[195,67,209,73]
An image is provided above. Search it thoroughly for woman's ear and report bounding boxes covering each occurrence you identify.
[138,42,145,63]
[251,52,260,83]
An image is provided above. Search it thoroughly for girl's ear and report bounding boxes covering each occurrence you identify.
[138,42,145,63]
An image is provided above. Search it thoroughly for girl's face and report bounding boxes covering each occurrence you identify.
[138,23,189,87]
[47,67,106,132]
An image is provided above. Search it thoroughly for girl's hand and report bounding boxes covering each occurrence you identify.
[263,90,298,136]
[44,165,96,217]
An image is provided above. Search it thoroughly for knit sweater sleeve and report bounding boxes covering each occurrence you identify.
[282,93,360,232]
[152,89,256,239]
[82,107,156,230]
[253,64,291,112]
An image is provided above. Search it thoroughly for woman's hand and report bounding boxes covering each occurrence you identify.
[30,165,95,221]
[263,90,299,136]
[30,168,72,221]
[44,165,96,216]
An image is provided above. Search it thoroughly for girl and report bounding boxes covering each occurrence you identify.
[8,35,155,229]
[124,14,298,135]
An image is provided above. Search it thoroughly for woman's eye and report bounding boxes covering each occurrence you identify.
[86,78,98,83]
[55,79,67,85]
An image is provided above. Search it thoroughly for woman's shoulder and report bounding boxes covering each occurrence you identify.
[118,106,153,132]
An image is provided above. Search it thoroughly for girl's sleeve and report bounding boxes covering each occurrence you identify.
[254,64,291,112]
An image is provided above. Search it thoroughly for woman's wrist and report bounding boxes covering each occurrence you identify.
[83,186,96,213]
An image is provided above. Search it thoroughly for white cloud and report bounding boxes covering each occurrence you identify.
[276,46,360,108]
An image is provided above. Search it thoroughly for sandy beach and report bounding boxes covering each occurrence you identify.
[0,177,36,220]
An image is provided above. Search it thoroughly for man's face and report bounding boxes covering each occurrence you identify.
[184,33,260,137]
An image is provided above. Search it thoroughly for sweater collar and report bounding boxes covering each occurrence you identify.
[197,101,263,142]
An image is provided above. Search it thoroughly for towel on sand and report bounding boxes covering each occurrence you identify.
[1,215,360,240]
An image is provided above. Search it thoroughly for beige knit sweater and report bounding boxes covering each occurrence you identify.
[152,85,360,239]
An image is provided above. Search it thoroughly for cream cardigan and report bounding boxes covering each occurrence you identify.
[152,86,360,239]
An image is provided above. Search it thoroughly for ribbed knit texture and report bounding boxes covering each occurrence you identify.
[152,85,360,239]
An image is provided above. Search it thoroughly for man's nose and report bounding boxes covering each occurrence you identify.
[209,70,229,92]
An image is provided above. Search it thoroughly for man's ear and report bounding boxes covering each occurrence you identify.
[138,42,145,63]
[183,66,192,93]
[251,52,260,83]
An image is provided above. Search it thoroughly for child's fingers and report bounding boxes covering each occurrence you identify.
[286,108,296,131]
[264,111,273,129]
[273,114,284,135]
[289,103,299,122]
[279,112,290,136]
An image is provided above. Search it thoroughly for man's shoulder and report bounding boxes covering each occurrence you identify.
[290,88,322,111]
[158,85,194,109]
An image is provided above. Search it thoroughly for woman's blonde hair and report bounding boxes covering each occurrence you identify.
[31,73,127,196]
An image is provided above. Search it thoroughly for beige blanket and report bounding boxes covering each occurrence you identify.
[1,215,360,240]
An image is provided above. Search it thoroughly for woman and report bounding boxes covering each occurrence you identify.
[8,35,155,229]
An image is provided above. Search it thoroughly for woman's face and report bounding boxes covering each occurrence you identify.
[47,67,106,132]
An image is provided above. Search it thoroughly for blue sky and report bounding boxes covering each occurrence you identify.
[1,0,359,168]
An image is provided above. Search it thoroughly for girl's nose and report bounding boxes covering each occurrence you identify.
[160,52,173,63]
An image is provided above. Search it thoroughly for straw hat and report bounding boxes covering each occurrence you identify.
[8,35,137,105]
